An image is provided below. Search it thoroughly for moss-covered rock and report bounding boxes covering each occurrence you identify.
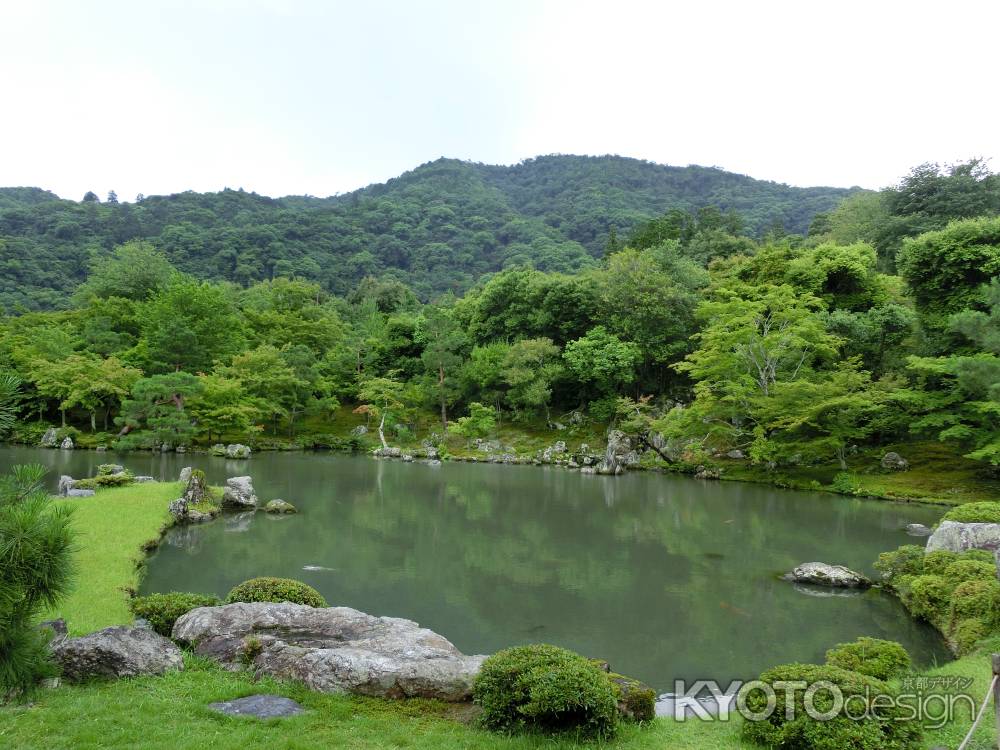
[608,672,655,722]
[225,577,326,608]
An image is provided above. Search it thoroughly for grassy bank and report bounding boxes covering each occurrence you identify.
[43,481,179,635]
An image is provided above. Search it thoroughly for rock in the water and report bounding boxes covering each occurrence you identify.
[427,459,442,467]
[225,443,251,459]
[98,464,125,476]
[60,436,74,450]
[66,488,96,498]
[208,694,305,719]
[179,466,193,483]
[265,499,297,514]
[222,476,258,509]
[52,626,184,682]
[881,452,909,471]
[58,475,76,496]
[210,444,227,457]
[926,520,1000,553]
[40,427,58,448]
[783,562,871,589]
[694,465,721,480]
[905,523,933,537]
[173,602,485,701]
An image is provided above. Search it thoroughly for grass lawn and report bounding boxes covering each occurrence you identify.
[43,481,180,635]
[5,479,998,749]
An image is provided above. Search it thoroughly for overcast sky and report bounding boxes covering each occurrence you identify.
[1,1,997,201]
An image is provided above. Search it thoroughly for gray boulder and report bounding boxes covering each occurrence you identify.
[66,488,96,498]
[783,562,871,589]
[350,425,368,437]
[596,430,631,475]
[40,427,58,448]
[179,466,193,483]
[60,436,74,450]
[926,520,1000,553]
[58,475,76,496]
[225,443,251,459]
[881,452,909,471]
[222,476,258,509]
[209,694,305,719]
[905,523,933,537]
[726,449,746,460]
[173,603,485,701]
[51,625,184,682]
[134,475,155,483]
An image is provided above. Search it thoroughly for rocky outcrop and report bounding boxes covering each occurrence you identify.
[40,427,58,448]
[221,476,257,510]
[179,466,193,483]
[60,436,74,450]
[596,430,631,475]
[58,475,75,496]
[264,499,297,514]
[782,562,871,589]
[881,452,909,471]
[926,520,1000,553]
[173,602,485,701]
[51,626,184,682]
[170,471,220,523]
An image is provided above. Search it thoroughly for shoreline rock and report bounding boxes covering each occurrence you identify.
[782,562,871,589]
[926,520,1000,553]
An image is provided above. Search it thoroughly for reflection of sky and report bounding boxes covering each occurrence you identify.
[2,446,949,690]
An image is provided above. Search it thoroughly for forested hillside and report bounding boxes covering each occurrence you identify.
[1,158,999,489]
[0,155,854,311]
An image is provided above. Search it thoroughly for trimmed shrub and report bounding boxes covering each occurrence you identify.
[875,545,925,584]
[129,592,221,636]
[943,502,1000,524]
[904,575,951,624]
[825,637,911,680]
[73,472,135,490]
[954,618,989,654]
[922,550,960,576]
[224,577,326,608]
[943,560,996,585]
[950,579,1000,622]
[741,663,922,750]
[474,644,619,738]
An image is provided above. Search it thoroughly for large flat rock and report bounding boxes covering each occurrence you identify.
[173,602,485,700]
[926,520,1000,553]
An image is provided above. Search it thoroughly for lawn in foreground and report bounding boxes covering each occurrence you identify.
[43,481,180,635]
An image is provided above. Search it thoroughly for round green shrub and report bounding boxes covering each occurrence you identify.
[922,550,960,575]
[904,574,952,624]
[953,618,989,655]
[943,502,1000,524]
[741,663,922,750]
[825,637,911,680]
[224,577,327,608]
[874,545,925,584]
[950,579,1000,622]
[943,559,996,584]
[129,592,221,636]
[474,644,619,738]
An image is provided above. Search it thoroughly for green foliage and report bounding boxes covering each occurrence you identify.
[941,502,1000,523]
[950,579,1000,622]
[904,575,952,623]
[473,644,619,738]
[224,577,327,608]
[73,472,135,490]
[0,465,76,696]
[128,592,221,637]
[824,637,911,680]
[874,545,925,583]
[0,371,20,437]
[448,402,496,443]
[741,662,921,750]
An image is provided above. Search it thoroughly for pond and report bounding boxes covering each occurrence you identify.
[1,445,950,691]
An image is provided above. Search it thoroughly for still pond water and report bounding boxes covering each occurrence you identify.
[1,446,950,690]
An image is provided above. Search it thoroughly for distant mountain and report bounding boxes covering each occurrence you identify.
[0,155,857,311]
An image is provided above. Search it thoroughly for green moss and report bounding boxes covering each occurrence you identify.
[950,579,1000,622]
[942,559,996,584]
[73,472,135,490]
[874,545,925,584]
[953,618,990,655]
[224,576,327,608]
[608,673,655,723]
[943,501,1000,523]
[903,574,952,625]
[922,550,960,575]
[824,637,911,680]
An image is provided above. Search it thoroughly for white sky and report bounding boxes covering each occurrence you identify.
[1,0,997,201]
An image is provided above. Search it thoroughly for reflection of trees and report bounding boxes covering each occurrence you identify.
[137,456,949,689]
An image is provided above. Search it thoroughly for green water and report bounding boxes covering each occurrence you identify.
[0,446,950,690]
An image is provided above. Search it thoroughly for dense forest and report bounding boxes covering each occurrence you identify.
[1,158,998,478]
[0,155,855,311]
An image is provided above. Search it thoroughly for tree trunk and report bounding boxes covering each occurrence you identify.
[60,408,66,427]
[378,409,388,450]
[90,411,96,432]
[438,364,447,430]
